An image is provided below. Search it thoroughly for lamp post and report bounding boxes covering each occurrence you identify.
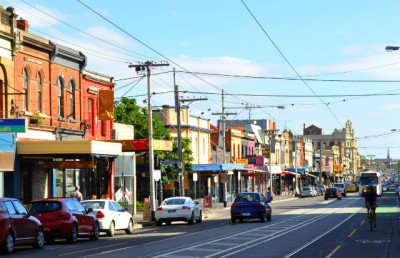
[367,155,375,170]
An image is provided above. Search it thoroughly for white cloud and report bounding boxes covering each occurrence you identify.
[16,4,68,28]
[383,103,400,110]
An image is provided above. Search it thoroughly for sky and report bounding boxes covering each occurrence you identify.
[5,0,400,159]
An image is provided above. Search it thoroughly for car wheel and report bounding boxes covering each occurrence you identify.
[260,213,266,222]
[107,221,115,237]
[231,217,236,223]
[0,232,14,255]
[165,221,172,226]
[196,211,202,223]
[267,214,272,221]
[125,219,134,234]
[188,212,195,225]
[33,228,45,249]
[67,223,78,244]
[156,220,162,226]
[324,197,328,200]
[90,222,100,240]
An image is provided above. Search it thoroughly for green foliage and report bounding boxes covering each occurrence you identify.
[136,200,144,211]
[114,97,170,140]
[158,138,194,185]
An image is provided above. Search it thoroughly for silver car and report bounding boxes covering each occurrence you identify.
[155,197,202,226]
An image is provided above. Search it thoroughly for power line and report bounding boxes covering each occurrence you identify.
[241,0,343,128]
[176,70,400,83]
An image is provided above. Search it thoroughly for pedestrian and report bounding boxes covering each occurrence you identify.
[70,186,83,201]
[91,195,97,200]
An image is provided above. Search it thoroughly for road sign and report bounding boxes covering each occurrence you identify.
[221,173,229,183]
[160,160,179,165]
[0,119,27,133]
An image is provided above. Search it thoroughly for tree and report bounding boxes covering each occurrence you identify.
[158,138,194,186]
[114,97,170,140]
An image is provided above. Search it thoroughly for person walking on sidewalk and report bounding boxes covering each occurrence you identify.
[70,186,83,201]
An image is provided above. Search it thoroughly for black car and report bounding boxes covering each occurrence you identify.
[230,192,271,223]
[324,187,341,200]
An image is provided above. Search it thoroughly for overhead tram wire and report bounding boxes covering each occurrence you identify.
[119,76,145,97]
[17,0,155,61]
[76,0,250,106]
[241,0,343,128]
[175,70,400,83]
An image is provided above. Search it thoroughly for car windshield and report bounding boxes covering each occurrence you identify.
[327,188,336,192]
[82,201,105,210]
[334,184,343,187]
[235,193,260,202]
[30,201,62,214]
[164,198,186,205]
[303,187,310,191]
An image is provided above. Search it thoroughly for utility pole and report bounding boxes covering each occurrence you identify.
[129,61,169,220]
[319,141,323,185]
[212,90,236,207]
[173,69,207,197]
[265,129,279,197]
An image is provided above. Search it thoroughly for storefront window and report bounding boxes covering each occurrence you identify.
[114,176,133,204]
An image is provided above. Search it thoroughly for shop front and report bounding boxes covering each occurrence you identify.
[16,140,121,204]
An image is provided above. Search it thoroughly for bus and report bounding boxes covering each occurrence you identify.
[359,171,383,197]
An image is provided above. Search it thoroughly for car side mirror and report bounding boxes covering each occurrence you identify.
[123,207,128,211]
[87,208,93,214]
[195,201,200,205]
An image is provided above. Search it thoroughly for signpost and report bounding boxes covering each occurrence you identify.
[160,160,179,165]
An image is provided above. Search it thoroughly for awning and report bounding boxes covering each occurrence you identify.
[242,167,268,173]
[286,167,310,173]
[192,163,244,172]
[17,140,122,156]
[305,172,317,178]
[255,165,282,174]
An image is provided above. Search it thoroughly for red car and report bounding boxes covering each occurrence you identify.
[29,198,99,243]
[0,198,45,254]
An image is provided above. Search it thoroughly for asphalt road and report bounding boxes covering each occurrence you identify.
[9,190,399,258]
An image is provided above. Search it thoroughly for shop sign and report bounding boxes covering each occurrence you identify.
[236,158,248,164]
[256,156,264,166]
[247,155,256,164]
[43,161,94,169]
[262,150,270,158]
[0,119,27,133]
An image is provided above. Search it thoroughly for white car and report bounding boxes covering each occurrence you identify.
[300,187,316,197]
[81,200,134,236]
[155,197,202,226]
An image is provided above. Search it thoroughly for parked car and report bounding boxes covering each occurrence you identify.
[333,183,347,197]
[345,183,357,193]
[81,200,134,236]
[155,197,202,226]
[29,198,99,243]
[324,187,342,200]
[300,187,315,197]
[231,192,271,223]
[316,185,326,195]
[0,198,45,254]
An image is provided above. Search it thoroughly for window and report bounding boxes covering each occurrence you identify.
[12,201,27,215]
[37,73,43,112]
[73,200,86,212]
[65,200,76,211]
[4,201,16,215]
[57,76,65,117]
[111,201,124,212]
[69,79,76,119]
[22,68,29,111]
[108,201,116,211]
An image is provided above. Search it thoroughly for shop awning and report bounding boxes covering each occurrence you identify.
[242,167,268,173]
[305,172,317,178]
[255,165,282,174]
[192,164,244,171]
[17,140,122,156]
[286,167,310,173]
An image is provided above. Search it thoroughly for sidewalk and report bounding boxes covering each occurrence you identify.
[132,194,297,228]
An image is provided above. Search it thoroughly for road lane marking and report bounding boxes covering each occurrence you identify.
[59,242,127,256]
[355,239,391,244]
[325,245,341,258]
[189,248,222,252]
[348,229,357,238]
[79,198,360,258]
[360,219,365,225]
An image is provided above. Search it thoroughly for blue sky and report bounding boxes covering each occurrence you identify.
[5,0,400,159]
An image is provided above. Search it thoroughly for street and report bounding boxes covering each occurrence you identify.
[9,191,399,258]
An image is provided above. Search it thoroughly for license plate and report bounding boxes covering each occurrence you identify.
[168,210,176,213]
[242,213,251,216]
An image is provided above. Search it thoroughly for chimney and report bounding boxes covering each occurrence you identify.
[17,19,29,32]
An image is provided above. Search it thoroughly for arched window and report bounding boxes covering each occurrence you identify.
[22,68,29,111]
[68,79,76,119]
[57,76,64,117]
[37,73,43,112]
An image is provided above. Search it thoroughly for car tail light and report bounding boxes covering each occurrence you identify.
[96,210,105,219]
[255,204,263,209]
[182,206,191,210]
[156,207,163,211]
[231,204,238,209]
[58,212,70,220]
[336,191,340,195]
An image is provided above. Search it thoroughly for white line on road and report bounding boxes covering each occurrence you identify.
[325,245,341,258]
[59,242,127,256]
[348,229,357,238]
